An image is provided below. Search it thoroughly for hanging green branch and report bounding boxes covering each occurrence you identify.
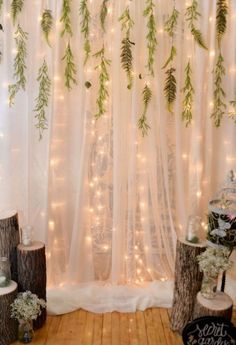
[100,0,109,32]
[0,0,3,14]
[60,0,72,37]
[138,84,152,136]
[216,0,228,48]
[164,67,176,113]
[94,46,111,119]
[79,0,91,65]
[41,9,53,47]
[119,7,134,89]
[62,42,77,90]
[162,46,176,69]
[185,0,207,50]
[143,0,157,77]
[228,100,236,122]
[182,61,194,126]
[8,24,28,106]
[211,53,226,127]
[11,0,24,25]
[34,59,51,140]
[164,7,179,38]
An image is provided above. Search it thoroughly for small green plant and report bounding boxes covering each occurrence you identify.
[41,9,53,47]
[228,100,236,122]
[138,85,152,136]
[79,0,91,65]
[11,0,24,25]
[143,0,157,77]
[164,7,179,38]
[62,43,77,90]
[164,67,176,113]
[216,0,228,48]
[182,61,194,126]
[60,0,72,37]
[162,46,176,69]
[100,0,109,32]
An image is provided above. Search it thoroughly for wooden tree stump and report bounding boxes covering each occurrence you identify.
[0,281,18,345]
[170,238,206,333]
[0,211,20,282]
[17,242,46,330]
[193,291,233,321]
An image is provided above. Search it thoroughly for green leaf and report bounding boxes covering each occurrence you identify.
[143,0,157,77]
[138,84,152,136]
[164,67,176,113]
[216,0,228,48]
[79,0,91,65]
[62,42,77,90]
[100,0,109,32]
[41,9,53,47]
[60,0,72,37]
[164,7,179,38]
[162,45,176,69]
[34,59,51,140]
[119,7,134,37]
[182,61,194,126]
[11,0,24,25]
[120,37,134,89]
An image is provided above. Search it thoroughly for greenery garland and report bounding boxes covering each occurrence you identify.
[228,100,236,122]
[8,25,28,106]
[119,7,134,90]
[216,0,228,48]
[185,0,207,50]
[11,0,24,26]
[143,0,157,77]
[41,9,53,47]
[94,46,110,119]
[164,67,176,113]
[0,0,3,13]
[164,7,179,38]
[60,0,72,37]
[100,0,109,32]
[182,61,194,127]
[79,0,91,65]
[62,42,77,90]
[34,59,51,140]
[138,85,152,136]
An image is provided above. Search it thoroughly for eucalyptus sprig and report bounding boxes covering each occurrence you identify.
[62,43,77,90]
[216,0,228,48]
[138,84,152,136]
[11,0,24,25]
[41,9,53,47]
[100,0,109,32]
[162,45,176,69]
[182,61,194,126]
[185,0,207,50]
[164,67,176,113]
[228,100,236,122]
[143,0,157,77]
[164,7,179,38]
[79,0,91,65]
[8,24,28,106]
[34,59,51,140]
[60,0,72,37]
[211,53,226,127]
[119,7,135,89]
[94,46,111,119]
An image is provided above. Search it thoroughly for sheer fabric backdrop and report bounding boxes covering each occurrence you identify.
[0,0,236,313]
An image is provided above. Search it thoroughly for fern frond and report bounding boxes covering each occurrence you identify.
[162,45,176,69]
[100,0,109,32]
[60,0,72,37]
[79,0,91,65]
[191,26,207,50]
[143,0,157,76]
[120,37,134,89]
[164,7,179,37]
[62,43,77,90]
[164,67,176,113]
[41,9,53,47]
[216,0,228,47]
[119,7,134,37]
[182,61,194,126]
[228,100,236,122]
[11,0,24,25]
[138,84,152,136]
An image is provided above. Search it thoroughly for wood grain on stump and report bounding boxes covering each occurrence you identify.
[170,238,206,333]
[0,281,18,345]
[0,211,20,282]
[193,291,233,322]
[17,241,46,330]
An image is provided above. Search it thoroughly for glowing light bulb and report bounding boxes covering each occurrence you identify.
[196,191,202,198]
[182,153,188,159]
[209,50,215,57]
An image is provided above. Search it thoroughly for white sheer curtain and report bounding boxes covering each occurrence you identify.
[0,0,236,314]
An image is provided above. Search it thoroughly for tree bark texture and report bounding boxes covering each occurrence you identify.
[170,239,206,333]
[17,242,47,330]
[0,281,18,345]
[0,212,20,282]
[193,292,233,322]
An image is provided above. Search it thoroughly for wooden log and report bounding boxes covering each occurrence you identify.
[170,238,206,333]
[0,211,20,282]
[0,281,18,345]
[17,241,46,330]
[193,291,233,322]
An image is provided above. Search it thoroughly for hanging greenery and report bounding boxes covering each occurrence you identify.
[119,7,134,89]
[100,0,109,32]
[62,42,77,90]
[41,9,53,47]
[211,53,226,127]
[228,100,236,122]
[60,0,72,37]
[182,61,194,127]
[143,0,157,77]
[94,46,110,119]
[216,0,228,48]
[164,67,176,113]
[0,0,3,13]
[8,24,28,106]
[164,7,179,38]
[79,0,91,65]
[34,59,51,140]
[162,45,176,69]
[138,85,152,136]
[11,0,24,25]
[185,0,207,50]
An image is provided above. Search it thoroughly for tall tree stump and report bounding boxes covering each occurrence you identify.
[0,281,18,345]
[0,211,20,282]
[17,242,46,330]
[170,238,206,333]
[193,292,233,322]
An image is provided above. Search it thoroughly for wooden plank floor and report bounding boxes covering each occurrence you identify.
[12,308,236,345]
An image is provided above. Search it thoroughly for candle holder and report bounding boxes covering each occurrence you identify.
[21,225,33,246]
[0,256,11,287]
